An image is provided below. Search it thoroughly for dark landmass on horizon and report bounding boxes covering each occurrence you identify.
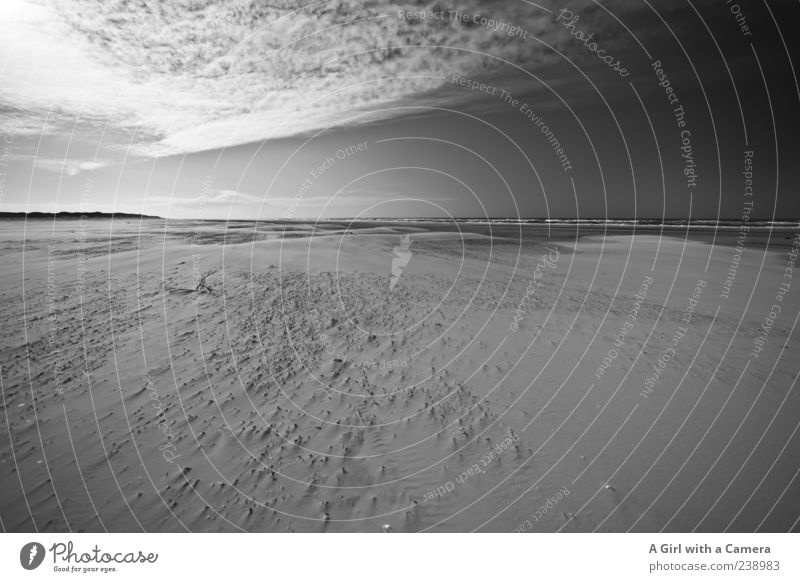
[0,211,162,220]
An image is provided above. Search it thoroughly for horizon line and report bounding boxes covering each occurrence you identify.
[2,211,799,223]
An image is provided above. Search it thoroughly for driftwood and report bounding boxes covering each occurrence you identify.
[164,270,215,295]
[196,271,214,293]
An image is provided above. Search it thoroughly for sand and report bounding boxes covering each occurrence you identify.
[1,218,798,532]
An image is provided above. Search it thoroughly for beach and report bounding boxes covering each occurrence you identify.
[1,218,798,532]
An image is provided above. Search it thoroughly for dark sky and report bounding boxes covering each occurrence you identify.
[1,0,797,219]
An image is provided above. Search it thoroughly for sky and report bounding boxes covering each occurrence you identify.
[0,0,798,220]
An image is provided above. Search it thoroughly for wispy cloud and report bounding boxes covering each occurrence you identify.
[31,157,108,176]
[148,189,263,208]
[143,186,451,219]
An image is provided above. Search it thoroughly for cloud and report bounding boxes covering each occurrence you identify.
[210,190,264,204]
[148,189,263,207]
[0,110,60,138]
[1,0,717,161]
[147,187,426,216]
[1,0,561,157]
[31,157,108,176]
